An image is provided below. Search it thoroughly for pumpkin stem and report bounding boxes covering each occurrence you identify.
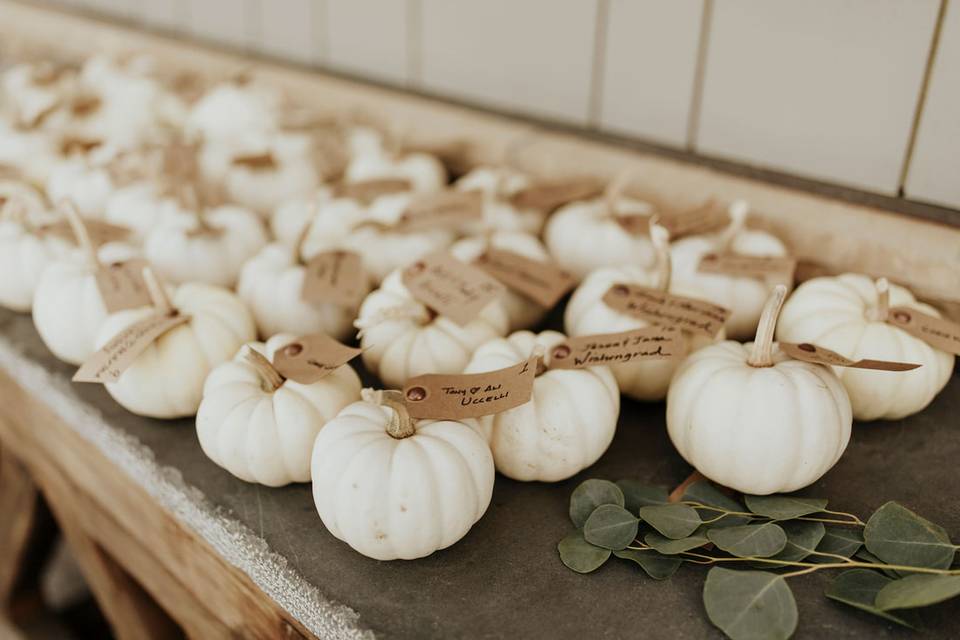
[363,388,416,439]
[874,277,890,321]
[242,345,285,392]
[667,470,705,503]
[532,344,547,376]
[649,218,672,292]
[181,183,215,236]
[59,199,99,270]
[747,284,788,368]
[141,266,174,316]
[717,200,748,254]
[603,167,639,217]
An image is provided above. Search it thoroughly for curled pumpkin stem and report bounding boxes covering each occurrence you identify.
[362,388,415,439]
[747,284,788,368]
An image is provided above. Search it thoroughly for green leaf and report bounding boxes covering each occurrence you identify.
[616,479,668,514]
[708,523,788,558]
[614,548,681,580]
[824,569,912,627]
[583,504,639,551]
[809,527,863,563]
[558,531,610,573]
[744,495,828,521]
[639,504,702,540]
[855,549,902,579]
[683,480,751,528]
[875,574,960,611]
[769,521,825,563]
[645,532,710,555]
[703,568,797,640]
[864,502,955,570]
[569,479,624,529]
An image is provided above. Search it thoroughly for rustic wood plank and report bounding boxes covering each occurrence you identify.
[0,446,39,611]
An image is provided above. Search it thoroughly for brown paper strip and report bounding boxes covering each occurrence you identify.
[301,250,367,308]
[41,219,131,247]
[335,178,412,204]
[549,327,685,370]
[401,252,506,327]
[95,259,152,314]
[272,333,362,384]
[697,253,797,284]
[602,284,729,338]
[885,306,960,356]
[509,177,603,212]
[402,354,537,419]
[232,152,277,170]
[615,199,729,239]
[73,312,190,383]
[395,190,483,233]
[779,342,921,371]
[475,248,575,309]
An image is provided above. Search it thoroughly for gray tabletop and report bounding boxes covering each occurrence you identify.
[2,306,958,639]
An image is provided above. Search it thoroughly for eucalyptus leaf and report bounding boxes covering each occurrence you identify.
[683,480,751,528]
[824,569,912,627]
[703,568,797,640]
[569,479,624,529]
[708,523,788,559]
[855,549,902,579]
[584,504,639,551]
[639,504,702,540]
[616,479,668,514]
[645,532,710,555]
[875,574,960,611]
[809,527,863,564]
[558,531,610,574]
[744,495,828,521]
[751,521,825,567]
[864,502,955,570]
[614,548,681,580]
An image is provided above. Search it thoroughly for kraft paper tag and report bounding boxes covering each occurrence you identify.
[95,259,152,313]
[885,306,960,356]
[402,355,538,419]
[335,178,412,204]
[617,199,729,239]
[232,152,277,171]
[602,284,729,338]
[698,253,797,284]
[509,177,603,212]
[73,312,190,383]
[401,252,506,327]
[475,248,576,309]
[272,333,362,384]
[40,219,131,247]
[779,342,921,371]
[394,190,483,233]
[301,250,367,308]
[548,327,685,369]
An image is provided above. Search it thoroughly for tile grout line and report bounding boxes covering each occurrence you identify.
[406,0,422,88]
[897,0,949,196]
[586,0,610,127]
[312,0,328,67]
[685,0,714,151]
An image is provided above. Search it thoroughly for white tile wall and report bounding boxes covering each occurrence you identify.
[184,0,252,50]
[324,0,410,85]
[253,0,319,65]
[695,0,940,195]
[133,0,183,33]
[599,0,704,147]
[418,0,599,125]
[905,1,960,209]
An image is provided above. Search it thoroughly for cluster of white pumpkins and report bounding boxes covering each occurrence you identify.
[1,55,955,561]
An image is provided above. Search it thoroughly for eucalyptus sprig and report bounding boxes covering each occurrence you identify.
[559,478,960,640]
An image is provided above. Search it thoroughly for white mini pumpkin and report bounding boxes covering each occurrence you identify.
[0,121,61,185]
[449,231,552,331]
[237,243,366,340]
[45,157,114,219]
[269,187,334,247]
[667,285,852,495]
[344,148,446,193]
[669,201,789,339]
[311,389,494,560]
[185,81,279,144]
[355,268,509,389]
[777,274,954,421]
[454,166,545,236]
[97,272,256,418]
[464,330,619,482]
[103,182,180,241]
[197,334,361,486]
[544,193,656,281]
[564,224,722,401]
[144,202,267,288]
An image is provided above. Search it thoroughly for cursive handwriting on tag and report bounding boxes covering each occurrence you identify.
[271,333,362,384]
[73,312,190,383]
[401,252,506,327]
[548,327,685,370]
[394,190,483,233]
[95,259,152,313]
[475,248,576,309]
[301,250,367,308]
[698,253,797,285]
[885,306,960,356]
[602,284,729,338]
[779,342,921,371]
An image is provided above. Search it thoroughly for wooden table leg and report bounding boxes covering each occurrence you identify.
[0,446,41,611]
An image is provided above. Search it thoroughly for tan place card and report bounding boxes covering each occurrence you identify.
[698,253,797,285]
[401,252,506,327]
[509,177,603,212]
[885,306,960,356]
[41,219,131,247]
[602,284,729,338]
[548,327,685,370]
[335,178,412,204]
[475,248,576,309]
[95,259,152,313]
[73,312,190,384]
[779,342,921,371]
[301,250,367,308]
[394,190,483,233]
[272,333,363,385]
[402,354,538,419]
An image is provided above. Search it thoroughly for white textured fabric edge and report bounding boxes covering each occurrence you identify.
[0,335,373,640]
